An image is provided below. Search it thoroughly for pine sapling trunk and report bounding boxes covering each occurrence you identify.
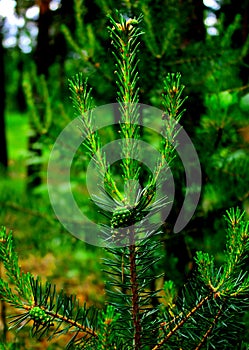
[129,234,141,349]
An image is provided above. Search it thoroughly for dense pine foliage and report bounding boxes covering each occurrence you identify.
[0,1,249,349]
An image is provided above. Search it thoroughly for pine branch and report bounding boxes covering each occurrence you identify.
[154,294,211,350]
[68,73,124,202]
[97,305,120,349]
[0,227,33,305]
[108,11,143,191]
[0,228,99,347]
[194,304,224,350]
[22,65,52,135]
[61,0,113,83]
[149,72,188,192]
[104,13,190,349]
[154,208,249,349]
[196,208,249,297]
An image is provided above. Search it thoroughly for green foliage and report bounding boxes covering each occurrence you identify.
[1,10,249,350]
[61,0,100,64]
[148,208,249,350]
[96,305,120,349]
[1,209,249,349]
[22,65,52,135]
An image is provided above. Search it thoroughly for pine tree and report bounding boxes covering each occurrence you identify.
[59,0,249,286]
[1,11,249,349]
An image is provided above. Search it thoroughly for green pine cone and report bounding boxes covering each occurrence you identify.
[111,207,134,229]
[29,306,52,324]
[111,206,146,229]
[111,206,147,242]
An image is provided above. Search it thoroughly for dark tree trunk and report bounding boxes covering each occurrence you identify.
[182,0,206,133]
[34,0,52,76]
[51,0,75,94]
[27,0,51,190]
[0,19,8,172]
[184,0,206,43]
[17,59,26,112]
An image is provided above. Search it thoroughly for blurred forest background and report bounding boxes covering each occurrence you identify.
[0,0,249,348]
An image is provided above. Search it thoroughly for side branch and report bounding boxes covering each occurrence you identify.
[22,304,98,338]
[153,294,212,350]
[194,304,224,350]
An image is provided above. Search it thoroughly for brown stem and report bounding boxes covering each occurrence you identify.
[23,304,98,338]
[153,294,212,350]
[129,232,142,350]
[194,306,224,350]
